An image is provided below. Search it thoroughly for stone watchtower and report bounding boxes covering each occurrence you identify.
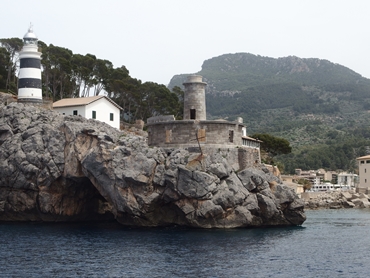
[146,74,261,168]
[183,75,207,120]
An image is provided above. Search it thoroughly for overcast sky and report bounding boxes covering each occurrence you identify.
[2,0,370,85]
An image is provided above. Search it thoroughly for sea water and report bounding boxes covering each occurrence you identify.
[1,209,370,277]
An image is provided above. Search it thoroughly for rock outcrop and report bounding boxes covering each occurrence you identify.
[302,191,370,209]
[0,102,306,228]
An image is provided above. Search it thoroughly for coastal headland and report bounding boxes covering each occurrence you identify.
[0,100,306,228]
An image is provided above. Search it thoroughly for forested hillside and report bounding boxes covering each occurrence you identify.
[0,38,183,123]
[169,53,370,173]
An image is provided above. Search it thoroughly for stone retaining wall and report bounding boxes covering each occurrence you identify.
[147,120,245,147]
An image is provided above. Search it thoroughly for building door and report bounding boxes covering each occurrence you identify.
[190,109,196,119]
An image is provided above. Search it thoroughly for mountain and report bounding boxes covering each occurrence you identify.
[168,53,370,173]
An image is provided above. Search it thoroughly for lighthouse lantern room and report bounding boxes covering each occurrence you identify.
[17,24,42,103]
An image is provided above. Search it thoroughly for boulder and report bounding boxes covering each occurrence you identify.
[340,191,352,200]
[351,198,370,208]
[359,193,370,200]
[343,200,356,208]
[350,193,360,200]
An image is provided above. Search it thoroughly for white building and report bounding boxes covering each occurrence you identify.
[53,95,122,129]
[356,155,370,193]
[337,172,358,187]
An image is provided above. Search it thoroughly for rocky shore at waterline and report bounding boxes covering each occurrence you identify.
[302,191,370,209]
[0,100,306,228]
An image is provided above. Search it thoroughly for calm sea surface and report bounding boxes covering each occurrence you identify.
[1,209,370,277]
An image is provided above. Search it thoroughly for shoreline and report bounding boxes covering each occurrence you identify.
[301,190,370,209]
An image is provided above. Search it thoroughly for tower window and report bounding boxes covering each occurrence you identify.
[110,113,114,121]
[190,109,196,120]
[73,110,78,115]
[229,130,234,143]
[92,111,96,119]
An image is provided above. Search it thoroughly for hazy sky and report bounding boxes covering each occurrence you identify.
[2,0,370,85]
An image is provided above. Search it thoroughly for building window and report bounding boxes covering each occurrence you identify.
[361,161,365,164]
[110,113,114,121]
[198,129,206,142]
[190,109,196,120]
[147,131,151,145]
[166,130,172,143]
[367,160,370,164]
[73,110,78,115]
[229,130,234,143]
[92,111,96,119]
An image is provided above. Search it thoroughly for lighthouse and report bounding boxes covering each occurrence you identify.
[17,24,42,103]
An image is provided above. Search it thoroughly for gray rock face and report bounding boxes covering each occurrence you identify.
[0,102,306,228]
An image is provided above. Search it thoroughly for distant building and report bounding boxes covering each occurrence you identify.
[356,155,370,193]
[294,168,356,192]
[18,24,42,103]
[53,95,122,129]
[294,169,317,185]
[337,172,358,187]
[316,169,337,184]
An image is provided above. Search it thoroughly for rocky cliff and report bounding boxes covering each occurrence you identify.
[0,102,306,228]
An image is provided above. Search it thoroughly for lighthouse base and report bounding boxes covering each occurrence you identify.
[18,98,43,104]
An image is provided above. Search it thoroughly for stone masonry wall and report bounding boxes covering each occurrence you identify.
[147,120,245,147]
[160,146,261,172]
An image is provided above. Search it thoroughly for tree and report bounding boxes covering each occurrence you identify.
[80,54,96,97]
[69,53,96,97]
[41,44,73,100]
[171,86,184,120]
[251,133,292,157]
[134,82,181,121]
[0,47,10,89]
[92,58,113,96]
[107,66,141,121]
[296,178,312,192]
[0,38,23,91]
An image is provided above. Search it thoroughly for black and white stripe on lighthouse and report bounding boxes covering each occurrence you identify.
[18,24,42,103]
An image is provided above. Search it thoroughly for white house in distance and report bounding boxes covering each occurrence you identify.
[53,95,122,129]
[356,155,370,193]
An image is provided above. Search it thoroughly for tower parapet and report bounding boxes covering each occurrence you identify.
[183,75,207,120]
[17,24,42,103]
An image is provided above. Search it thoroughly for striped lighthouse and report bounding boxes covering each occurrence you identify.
[18,24,42,103]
